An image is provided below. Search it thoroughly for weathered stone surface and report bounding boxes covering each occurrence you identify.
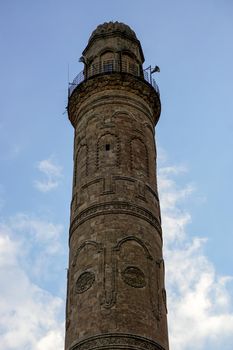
[65,22,169,350]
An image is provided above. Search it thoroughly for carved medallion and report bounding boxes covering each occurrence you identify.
[121,266,146,288]
[75,271,95,294]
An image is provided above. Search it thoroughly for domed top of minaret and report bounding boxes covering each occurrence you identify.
[89,21,138,42]
[82,21,144,62]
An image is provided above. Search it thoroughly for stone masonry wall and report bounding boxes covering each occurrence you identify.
[65,22,169,350]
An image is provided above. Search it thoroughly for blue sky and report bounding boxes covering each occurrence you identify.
[0,1,233,349]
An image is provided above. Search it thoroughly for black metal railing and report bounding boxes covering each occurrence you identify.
[68,59,160,96]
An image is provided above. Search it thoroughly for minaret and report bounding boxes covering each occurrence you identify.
[66,22,169,350]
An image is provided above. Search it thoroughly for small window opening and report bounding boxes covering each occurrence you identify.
[105,144,110,151]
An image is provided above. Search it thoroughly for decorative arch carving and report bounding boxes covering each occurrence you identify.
[70,239,103,316]
[113,235,153,316]
[114,235,164,322]
[72,240,102,267]
[113,235,152,260]
[70,236,165,321]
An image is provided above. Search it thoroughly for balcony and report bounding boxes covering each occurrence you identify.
[68,59,160,96]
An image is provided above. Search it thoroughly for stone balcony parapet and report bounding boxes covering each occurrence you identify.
[68,59,160,96]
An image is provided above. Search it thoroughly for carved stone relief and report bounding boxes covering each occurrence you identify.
[72,240,103,268]
[100,235,151,310]
[72,175,161,216]
[75,271,95,294]
[71,241,102,299]
[121,266,146,288]
[71,235,165,323]
[100,244,116,309]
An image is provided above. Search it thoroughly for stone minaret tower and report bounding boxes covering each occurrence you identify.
[66,22,169,350]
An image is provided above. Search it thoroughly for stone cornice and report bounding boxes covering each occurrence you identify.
[69,333,166,350]
[69,200,162,243]
[68,73,161,128]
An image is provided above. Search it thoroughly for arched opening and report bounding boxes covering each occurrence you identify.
[121,52,140,76]
[101,50,116,73]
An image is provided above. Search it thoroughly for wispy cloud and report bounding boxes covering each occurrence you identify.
[34,157,62,192]
[158,154,233,350]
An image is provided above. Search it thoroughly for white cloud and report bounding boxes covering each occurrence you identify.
[158,165,194,241]
[0,227,64,350]
[34,157,62,192]
[36,328,64,350]
[9,213,64,254]
[3,214,65,290]
[158,158,233,350]
[0,183,65,349]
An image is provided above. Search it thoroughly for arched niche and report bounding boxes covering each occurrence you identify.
[96,132,120,169]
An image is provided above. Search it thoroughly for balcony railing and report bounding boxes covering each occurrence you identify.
[68,59,160,96]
